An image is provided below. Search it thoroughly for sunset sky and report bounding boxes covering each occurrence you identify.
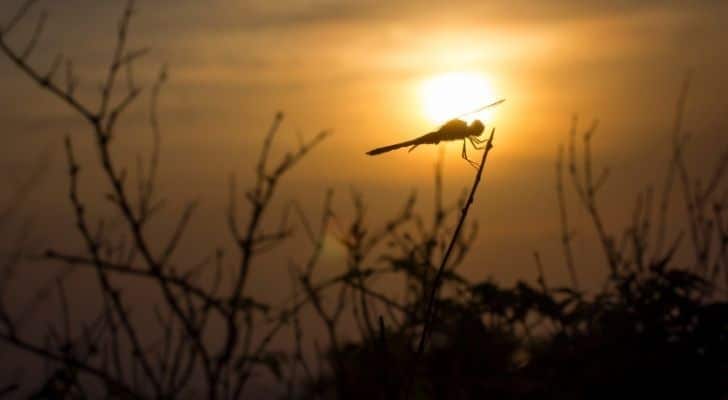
[1,0,727,294]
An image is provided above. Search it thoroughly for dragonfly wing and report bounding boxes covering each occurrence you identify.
[453,98,505,120]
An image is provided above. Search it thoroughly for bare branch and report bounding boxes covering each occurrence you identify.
[1,0,40,35]
[20,10,46,60]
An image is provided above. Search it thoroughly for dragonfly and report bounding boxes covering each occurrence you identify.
[366,99,505,168]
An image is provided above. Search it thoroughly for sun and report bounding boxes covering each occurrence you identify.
[419,72,499,125]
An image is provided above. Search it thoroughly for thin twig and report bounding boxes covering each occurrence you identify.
[407,128,497,396]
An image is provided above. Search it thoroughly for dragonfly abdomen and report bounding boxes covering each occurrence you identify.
[366,139,418,155]
[366,132,439,155]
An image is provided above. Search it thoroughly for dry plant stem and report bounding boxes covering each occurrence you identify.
[44,251,232,314]
[225,115,329,396]
[1,1,339,397]
[568,119,617,273]
[0,331,139,398]
[415,129,496,360]
[654,75,690,258]
[2,1,210,395]
[64,138,160,393]
[556,145,579,289]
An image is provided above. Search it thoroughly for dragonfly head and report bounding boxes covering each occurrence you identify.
[468,120,485,136]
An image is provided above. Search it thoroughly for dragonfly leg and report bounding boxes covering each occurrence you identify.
[468,136,485,150]
[461,139,480,169]
[471,135,484,144]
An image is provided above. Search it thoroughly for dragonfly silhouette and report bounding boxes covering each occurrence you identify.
[366,99,505,168]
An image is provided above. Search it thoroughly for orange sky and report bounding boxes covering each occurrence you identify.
[1,0,727,292]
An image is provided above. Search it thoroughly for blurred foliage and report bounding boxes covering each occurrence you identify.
[302,242,727,399]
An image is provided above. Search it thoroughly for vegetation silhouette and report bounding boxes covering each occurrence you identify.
[0,1,726,399]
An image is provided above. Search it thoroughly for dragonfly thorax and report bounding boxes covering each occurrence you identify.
[467,120,484,137]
